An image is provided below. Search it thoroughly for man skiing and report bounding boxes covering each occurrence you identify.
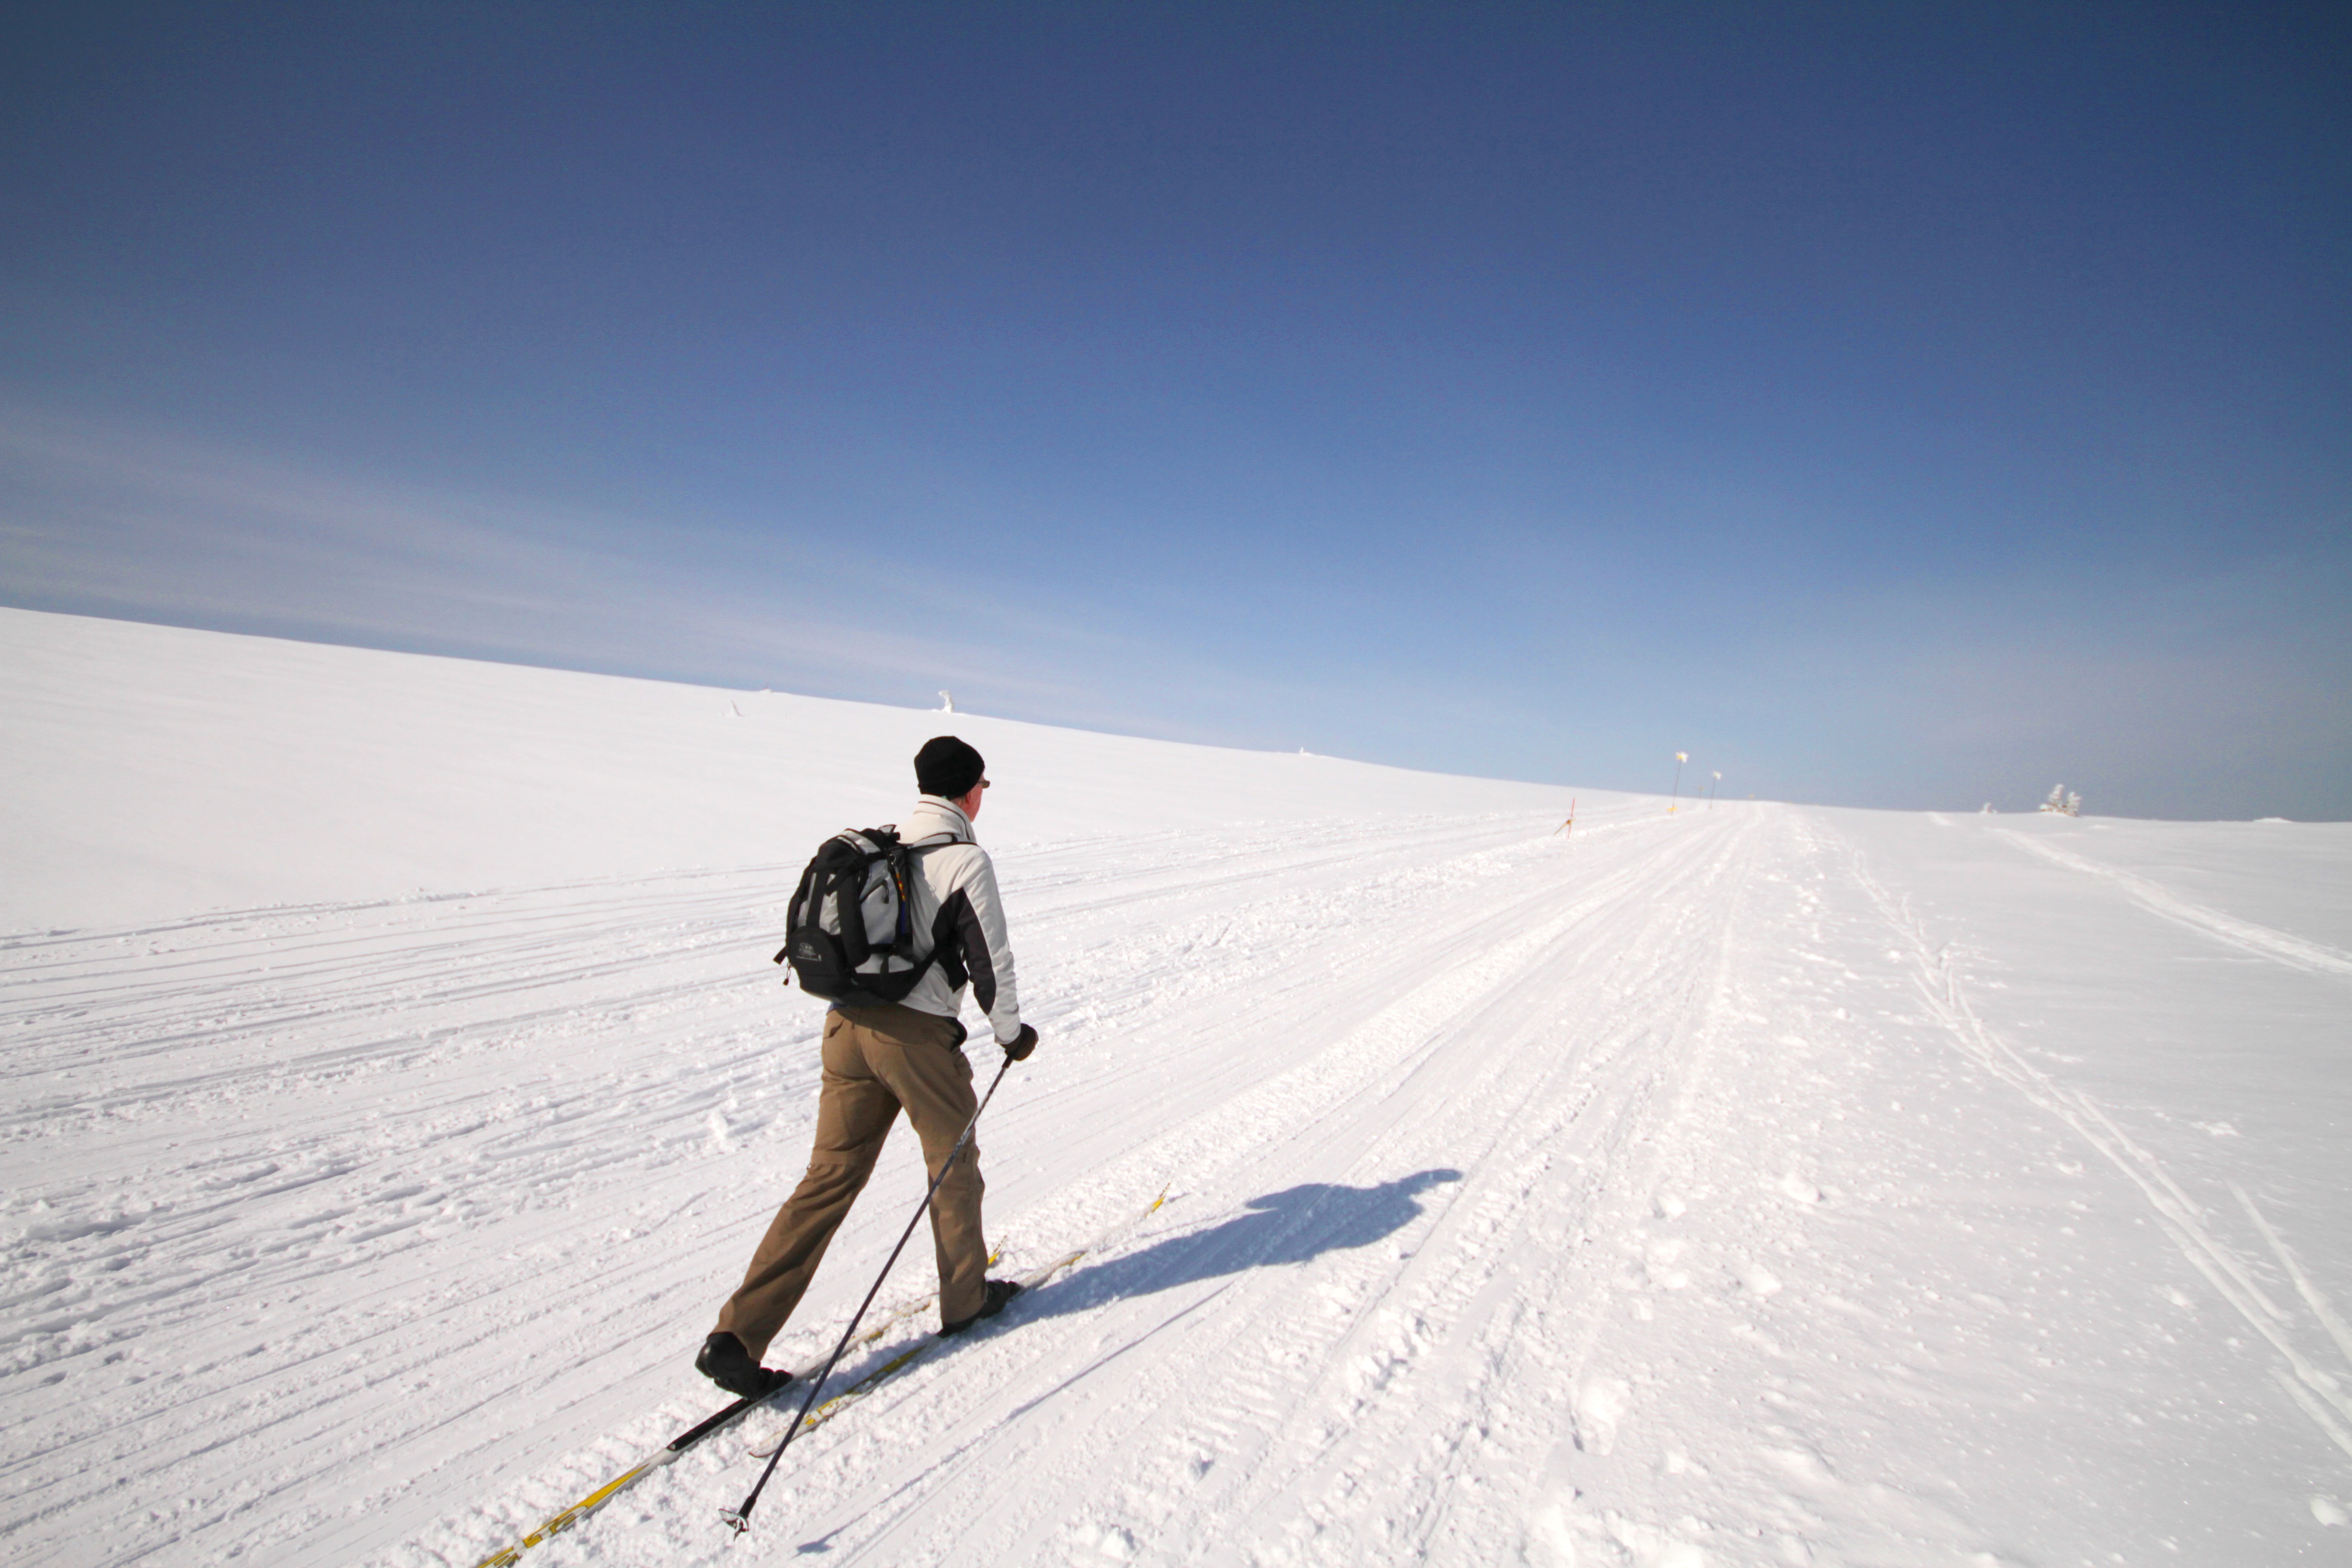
[696,735,1039,1399]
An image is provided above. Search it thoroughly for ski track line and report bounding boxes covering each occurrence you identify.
[1995,829,2352,979]
[713,810,1759,1566]
[1830,821,2352,1468]
[1378,809,1771,1567]
[2234,1185,2352,1372]
[1214,811,1760,1565]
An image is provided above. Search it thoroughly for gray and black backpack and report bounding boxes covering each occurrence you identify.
[774,827,962,1005]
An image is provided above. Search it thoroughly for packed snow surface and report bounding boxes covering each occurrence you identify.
[3,609,2348,1568]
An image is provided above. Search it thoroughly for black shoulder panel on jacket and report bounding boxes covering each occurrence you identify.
[940,886,996,1014]
[929,899,970,990]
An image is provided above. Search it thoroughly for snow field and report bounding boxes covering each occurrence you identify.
[3,612,2349,1566]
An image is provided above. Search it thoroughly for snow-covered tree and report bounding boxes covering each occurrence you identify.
[2040,784,2081,817]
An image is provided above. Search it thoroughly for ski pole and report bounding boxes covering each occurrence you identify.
[721,1053,1015,1537]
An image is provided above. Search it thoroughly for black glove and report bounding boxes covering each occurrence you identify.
[1000,1024,1038,1062]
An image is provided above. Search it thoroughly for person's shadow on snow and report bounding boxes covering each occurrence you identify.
[1025,1168,1462,1318]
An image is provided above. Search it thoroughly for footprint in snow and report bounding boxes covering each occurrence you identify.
[1574,1376,1632,1455]
[1764,1445,1837,1489]
[1778,1173,1822,1204]
[1068,1521,1140,1559]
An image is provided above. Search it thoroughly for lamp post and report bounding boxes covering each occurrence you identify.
[1670,752,1687,813]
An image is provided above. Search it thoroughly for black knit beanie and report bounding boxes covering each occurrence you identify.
[915,735,986,799]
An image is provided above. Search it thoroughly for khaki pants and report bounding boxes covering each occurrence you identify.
[715,1003,989,1362]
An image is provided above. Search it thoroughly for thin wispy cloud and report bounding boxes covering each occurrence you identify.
[0,406,1320,740]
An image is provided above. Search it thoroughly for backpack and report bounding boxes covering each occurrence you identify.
[774,827,956,1005]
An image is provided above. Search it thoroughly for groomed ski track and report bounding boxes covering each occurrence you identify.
[8,796,2350,1564]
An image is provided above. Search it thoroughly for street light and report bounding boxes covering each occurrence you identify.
[1669,752,1687,813]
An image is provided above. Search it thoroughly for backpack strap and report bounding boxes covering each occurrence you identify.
[830,837,880,971]
[885,838,958,960]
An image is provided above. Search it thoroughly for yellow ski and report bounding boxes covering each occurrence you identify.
[464,1258,996,1568]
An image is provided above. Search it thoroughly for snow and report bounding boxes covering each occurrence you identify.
[3,608,2347,1567]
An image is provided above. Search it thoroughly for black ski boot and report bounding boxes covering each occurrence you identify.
[696,1332,795,1399]
[939,1278,1023,1337]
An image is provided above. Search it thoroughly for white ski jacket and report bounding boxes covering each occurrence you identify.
[895,795,1024,1047]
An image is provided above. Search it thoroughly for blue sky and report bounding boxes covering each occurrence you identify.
[2,4,2346,818]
